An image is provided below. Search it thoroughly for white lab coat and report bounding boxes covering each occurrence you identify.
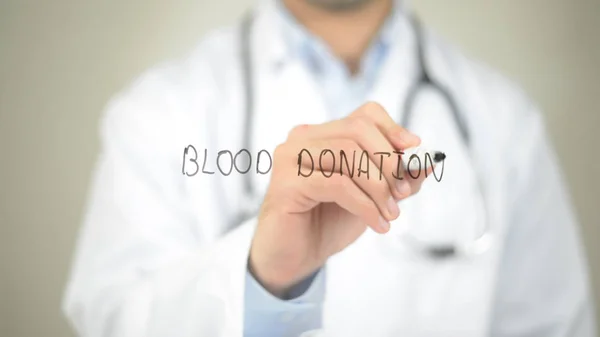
[62,1,596,336]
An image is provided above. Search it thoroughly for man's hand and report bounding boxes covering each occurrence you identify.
[249,102,430,298]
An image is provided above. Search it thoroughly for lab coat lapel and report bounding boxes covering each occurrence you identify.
[367,12,416,126]
[252,65,329,198]
[322,16,497,337]
[405,30,502,336]
[249,1,329,199]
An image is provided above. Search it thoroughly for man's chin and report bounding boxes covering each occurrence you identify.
[305,0,375,12]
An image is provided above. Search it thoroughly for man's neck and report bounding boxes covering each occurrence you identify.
[283,0,393,74]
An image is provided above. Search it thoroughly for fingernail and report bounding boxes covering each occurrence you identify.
[386,196,399,219]
[379,216,390,232]
[394,131,420,147]
[396,179,411,197]
[402,132,421,145]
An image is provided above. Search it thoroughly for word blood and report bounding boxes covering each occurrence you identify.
[181,145,272,177]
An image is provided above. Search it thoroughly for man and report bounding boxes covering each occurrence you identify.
[63,0,597,336]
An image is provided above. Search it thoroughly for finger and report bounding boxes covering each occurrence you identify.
[401,152,444,196]
[287,102,420,149]
[403,164,434,195]
[295,172,391,234]
[288,116,412,200]
[350,101,421,149]
[288,139,400,222]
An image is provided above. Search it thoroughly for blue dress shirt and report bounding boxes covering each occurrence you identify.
[273,0,395,120]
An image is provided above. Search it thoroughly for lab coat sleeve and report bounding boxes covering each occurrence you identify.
[61,64,256,337]
[490,102,597,337]
[244,269,325,337]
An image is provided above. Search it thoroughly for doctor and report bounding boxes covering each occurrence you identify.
[63,0,597,336]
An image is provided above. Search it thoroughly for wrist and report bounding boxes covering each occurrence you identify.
[247,252,305,298]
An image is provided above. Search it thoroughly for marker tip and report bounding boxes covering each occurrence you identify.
[433,151,446,163]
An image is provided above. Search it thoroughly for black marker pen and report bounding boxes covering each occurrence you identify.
[401,147,446,181]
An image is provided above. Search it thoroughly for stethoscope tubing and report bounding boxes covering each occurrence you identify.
[235,11,491,259]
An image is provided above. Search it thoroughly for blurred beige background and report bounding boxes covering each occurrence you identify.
[1,0,599,335]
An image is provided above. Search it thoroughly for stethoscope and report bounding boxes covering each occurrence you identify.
[233,11,492,259]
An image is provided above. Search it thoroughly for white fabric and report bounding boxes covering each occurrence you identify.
[62,0,596,336]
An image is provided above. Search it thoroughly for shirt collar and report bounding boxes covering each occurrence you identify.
[262,0,408,71]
